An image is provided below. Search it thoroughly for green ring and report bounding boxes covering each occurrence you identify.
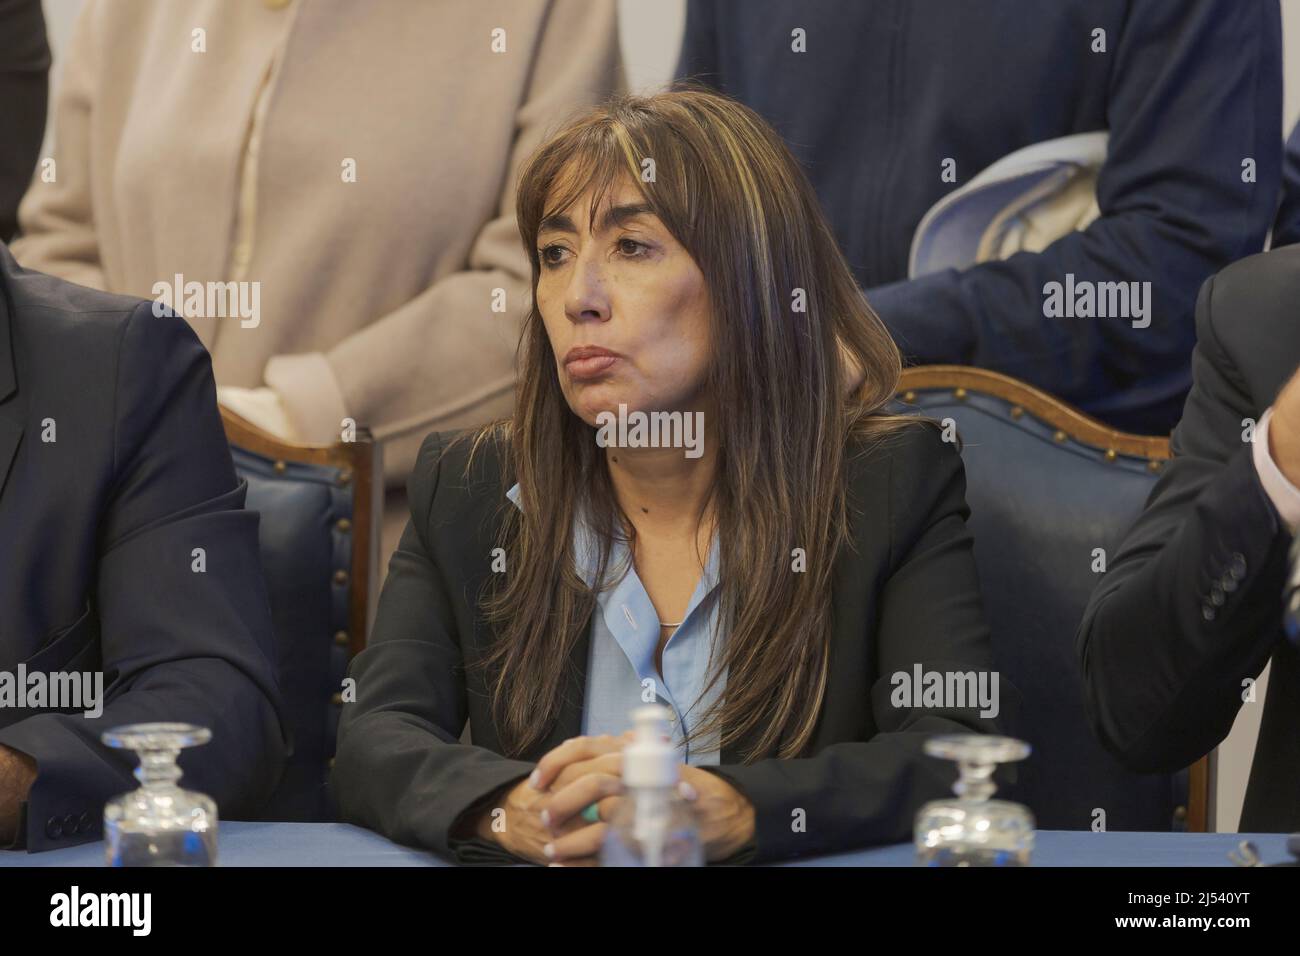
[581,802,601,824]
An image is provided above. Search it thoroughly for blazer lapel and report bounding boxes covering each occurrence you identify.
[0,415,20,502]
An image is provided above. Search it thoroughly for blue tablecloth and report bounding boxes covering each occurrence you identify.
[0,824,1292,867]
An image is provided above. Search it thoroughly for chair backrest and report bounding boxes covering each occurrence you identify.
[892,366,1207,832]
[221,409,381,821]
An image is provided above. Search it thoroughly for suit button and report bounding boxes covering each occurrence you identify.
[1221,574,1238,593]
[62,813,78,834]
[1201,604,1216,622]
[45,817,63,840]
[1229,553,1247,580]
[77,811,93,834]
[1210,583,1225,606]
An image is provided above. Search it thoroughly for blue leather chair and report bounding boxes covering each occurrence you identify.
[221,410,381,822]
[892,366,1207,832]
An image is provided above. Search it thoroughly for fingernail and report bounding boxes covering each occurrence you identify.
[543,843,556,859]
[548,862,564,868]
[540,809,552,828]
[678,781,698,800]
[528,769,541,789]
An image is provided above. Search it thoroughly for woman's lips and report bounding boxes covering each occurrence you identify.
[564,351,620,379]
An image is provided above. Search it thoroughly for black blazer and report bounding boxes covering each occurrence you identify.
[1078,245,1300,832]
[0,245,285,851]
[334,417,1014,863]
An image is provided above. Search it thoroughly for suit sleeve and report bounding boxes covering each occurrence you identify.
[331,433,537,862]
[865,0,1281,426]
[1077,273,1292,773]
[0,303,287,851]
[702,423,1015,862]
[262,0,625,483]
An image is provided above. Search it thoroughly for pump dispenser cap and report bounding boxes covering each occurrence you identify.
[624,704,680,788]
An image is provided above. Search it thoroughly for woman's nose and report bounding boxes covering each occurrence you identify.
[564,253,611,323]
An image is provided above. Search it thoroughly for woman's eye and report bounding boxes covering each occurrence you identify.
[539,244,567,268]
[617,237,649,258]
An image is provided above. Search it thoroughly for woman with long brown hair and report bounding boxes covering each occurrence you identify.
[333,87,1009,865]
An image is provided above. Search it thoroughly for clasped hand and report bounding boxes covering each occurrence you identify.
[473,733,755,866]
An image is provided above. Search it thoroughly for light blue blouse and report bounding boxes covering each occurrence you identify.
[505,483,725,765]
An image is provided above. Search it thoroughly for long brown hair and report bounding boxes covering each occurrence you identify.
[463,86,921,761]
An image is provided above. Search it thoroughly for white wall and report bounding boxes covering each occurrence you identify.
[618,0,685,92]
[33,0,1300,832]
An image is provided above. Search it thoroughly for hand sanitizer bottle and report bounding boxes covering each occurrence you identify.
[600,704,704,867]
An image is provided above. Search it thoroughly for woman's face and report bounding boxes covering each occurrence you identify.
[534,174,713,429]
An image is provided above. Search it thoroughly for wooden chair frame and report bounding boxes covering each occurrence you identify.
[220,408,381,659]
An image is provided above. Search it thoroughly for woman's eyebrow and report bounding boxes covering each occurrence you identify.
[539,202,654,236]
[538,212,576,235]
[599,202,654,231]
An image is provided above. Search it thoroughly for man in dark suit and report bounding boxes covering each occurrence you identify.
[1078,244,1300,831]
[0,244,285,851]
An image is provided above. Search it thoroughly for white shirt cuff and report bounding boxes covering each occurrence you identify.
[1252,407,1300,534]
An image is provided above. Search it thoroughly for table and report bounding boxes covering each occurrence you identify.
[0,824,1293,866]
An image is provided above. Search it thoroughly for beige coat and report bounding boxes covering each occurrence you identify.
[11,0,623,557]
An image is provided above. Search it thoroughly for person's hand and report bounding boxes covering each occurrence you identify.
[531,735,757,866]
[1269,366,1300,488]
[469,733,631,865]
[216,385,300,442]
[674,764,756,862]
[0,744,37,845]
[467,773,553,865]
[530,733,633,865]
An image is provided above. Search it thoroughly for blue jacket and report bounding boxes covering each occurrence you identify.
[677,0,1282,434]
